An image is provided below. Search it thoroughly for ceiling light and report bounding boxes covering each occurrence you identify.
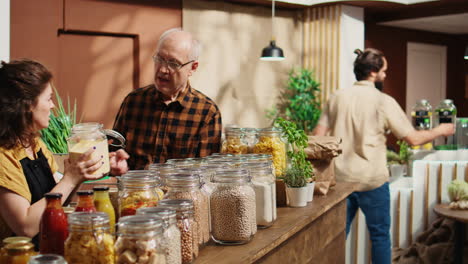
[260,0,285,61]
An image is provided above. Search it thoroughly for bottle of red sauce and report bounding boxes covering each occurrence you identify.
[39,193,68,255]
[74,190,97,212]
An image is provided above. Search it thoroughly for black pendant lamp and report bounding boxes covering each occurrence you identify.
[260,0,285,61]
[464,46,468,60]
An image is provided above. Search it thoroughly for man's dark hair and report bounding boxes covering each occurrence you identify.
[0,59,52,149]
[353,48,385,81]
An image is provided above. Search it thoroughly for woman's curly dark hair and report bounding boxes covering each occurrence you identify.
[0,59,52,149]
[353,48,385,81]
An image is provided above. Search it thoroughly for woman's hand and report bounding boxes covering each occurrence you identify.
[109,149,129,176]
[62,148,104,186]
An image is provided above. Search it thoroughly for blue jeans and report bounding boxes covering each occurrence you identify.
[346,182,391,264]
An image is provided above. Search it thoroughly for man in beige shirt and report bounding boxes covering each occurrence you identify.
[314,48,454,264]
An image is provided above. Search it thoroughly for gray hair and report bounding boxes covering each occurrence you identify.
[157,28,202,61]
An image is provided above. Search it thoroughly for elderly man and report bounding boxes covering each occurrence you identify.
[114,28,222,169]
[314,48,454,264]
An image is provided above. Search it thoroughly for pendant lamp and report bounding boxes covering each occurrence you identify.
[260,0,285,61]
[464,46,468,60]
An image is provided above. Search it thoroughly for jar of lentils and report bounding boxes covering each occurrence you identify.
[158,199,197,264]
[137,207,182,264]
[210,168,256,245]
[115,215,166,264]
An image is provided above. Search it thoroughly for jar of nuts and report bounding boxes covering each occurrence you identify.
[210,168,256,245]
[115,215,166,264]
[64,212,114,264]
[164,171,210,247]
[118,172,161,217]
[221,127,248,154]
[136,207,181,264]
[157,199,197,264]
[252,128,287,177]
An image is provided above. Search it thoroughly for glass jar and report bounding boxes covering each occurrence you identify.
[148,163,176,193]
[158,199,197,264]
[122,170,164,200]
[74,190,96,212]
[1,237,33,263]
[40,193,68,256]
[118,173,160,217]
[67,123,110,176]
[3,242,36,264]
[137,207,182,264]
[434,99,457,148]
[64,212,114,264]
[221,127,248,154]
[210,169,256,245]
[252,128,287,177]
[28,254,67,264]
[411,99,433,150]
[242,128,259,153]
[93,186,116,234]
[164,171,210,246]
[115,215,166,264]
[248,164,277,228]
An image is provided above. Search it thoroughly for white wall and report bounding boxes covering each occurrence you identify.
[0,0,10,61]
[339,5,364,90]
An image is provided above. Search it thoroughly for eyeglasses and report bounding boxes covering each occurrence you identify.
[152,55,194,72]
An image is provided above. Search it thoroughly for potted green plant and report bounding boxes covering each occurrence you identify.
[274,118,315,207]
[40,88,77,173]
[387,140,412,179]
[267,68,321,134]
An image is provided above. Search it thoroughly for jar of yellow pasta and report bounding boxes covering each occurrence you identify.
[221,127,248,154]
[119,172,161,217]
[252,128,286,177]
[64,212,114,264]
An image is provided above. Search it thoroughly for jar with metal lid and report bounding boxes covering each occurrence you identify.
[28,254,67,264]
[40,193,68,256]
[252,128,287,177]
[148,163,176,193]
[411,99,433,150]
[158,199,197,264]
[74,190,97,212]
[118,173,160,217]
[210,169,256,245]
[221,127,248,154]
[247,163,277,228]
[115,215,166,264]
[122,170,164,200]
[1,237,32,263]
[137,207,182,264]
[164,171,210,246]
[434,99,457,148]
[64,212,114,264]
[3,242,37,264]
[241,128,259,153]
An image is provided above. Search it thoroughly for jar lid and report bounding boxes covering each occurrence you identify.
[68,212,109,228]
[212,168,250,183]
[136,207,176,219]
[72,122,102,133]
[2,236,31,245]
[28,254,67,264]
[5,242,34,252]
[77,190,94,196]
[93,186,109,191]
[45,193,62,199]
[157,199,194,213]
[117,215,162,234]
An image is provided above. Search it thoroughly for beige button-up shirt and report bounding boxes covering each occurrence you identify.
[319,81,414,191]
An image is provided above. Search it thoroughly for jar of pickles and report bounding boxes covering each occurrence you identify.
[119,173,160,217]
[253,128,286,177]
[2,242,36,264]
[210,169,256,245]
[158,199,197,264]
[115,215,166,264]
[137,207,182,264]
[221,127,248,154]
[64,212,114,264]
[28,254,67,264]
[164,171,210,246]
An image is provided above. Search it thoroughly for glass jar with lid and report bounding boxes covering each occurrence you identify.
[148,163,176,193]
[221,127,248,154]
[115,215,166,264]
[74,190,96,213]
[64,212,114,264]
[210,169,256,245]
[411,99,433,150]
[1,237,32,263]
[67,123,110,176]
[137,207,182,264]
[164,171,210,246]
[246,163,277,228]
[122,170,164,200]
[434,99,457,148]
[3,242,36,264]
[118,173,160,217]
[253,128,287,177]
[241,128,259,153]
[157,199,197,264]
[28,254,67,264]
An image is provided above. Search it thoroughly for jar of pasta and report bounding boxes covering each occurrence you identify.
[221,127,248,154]
[164,171,210,247]
[119,173,160,217]
[137,207,182,264]
[115,215,166,264]
[64,212,114,264]
[158,199,197,264]
[252,128,286,177]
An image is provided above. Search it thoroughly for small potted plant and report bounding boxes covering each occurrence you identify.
[387,140,412,179]
[275,118,314,207]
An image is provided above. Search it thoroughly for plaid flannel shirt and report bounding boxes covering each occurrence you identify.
[113,84,222,169]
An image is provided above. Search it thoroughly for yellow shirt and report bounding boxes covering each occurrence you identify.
[0,139,58,240]
[319,81,414,191]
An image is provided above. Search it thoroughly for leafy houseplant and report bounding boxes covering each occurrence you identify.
[267,68,321,134]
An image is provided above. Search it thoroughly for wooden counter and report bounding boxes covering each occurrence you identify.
[196,182,356,264]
